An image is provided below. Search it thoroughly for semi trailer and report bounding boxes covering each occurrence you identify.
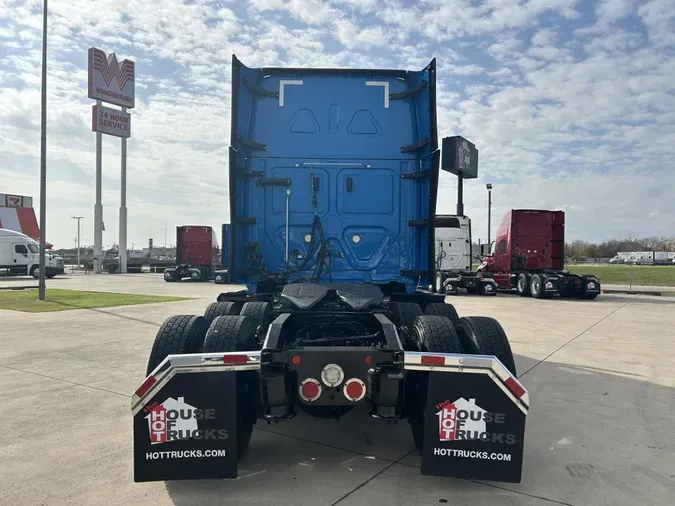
[164,226,220,282]
[433,214,497,295]
[133,56,529,484]
[477,209,601,299]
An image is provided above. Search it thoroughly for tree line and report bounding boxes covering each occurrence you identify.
[565,236,675,260]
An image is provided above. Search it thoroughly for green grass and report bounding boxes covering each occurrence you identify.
[565,264,675,286]
[0,289,191,313]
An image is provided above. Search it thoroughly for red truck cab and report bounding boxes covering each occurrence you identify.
[164,226,220,282]
[478,209,600,299]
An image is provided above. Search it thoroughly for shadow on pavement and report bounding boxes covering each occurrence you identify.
[163,354,675,506]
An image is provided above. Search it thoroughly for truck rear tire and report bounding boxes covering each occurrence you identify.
[454,316,517,376]
[390,302,423,329]
[516,273,530,297]
[239,302,273,344]
[423,302,459,326]
[529,274,544,299]
[203,315,258,354]
[204,301,242,324]
[146,315,209,376]
[390,302,423,349]
[408,315,464,454]
[203,315,259,459]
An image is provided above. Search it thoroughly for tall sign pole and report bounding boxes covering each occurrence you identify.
[120,106,128,274]
[87,47,135,274]
[38,0,48,300]
[94,100,103,273]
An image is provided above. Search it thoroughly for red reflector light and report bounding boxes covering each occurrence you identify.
[299,378,321,402]
[505,377,526,398]
[223,354,248,365]
[343,378,366,402]
[292,355,301,365]
[135,376,157,398]
[421,355,445,366]
[364,355,372,365]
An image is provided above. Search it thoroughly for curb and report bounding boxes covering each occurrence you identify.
[602,289,662,296]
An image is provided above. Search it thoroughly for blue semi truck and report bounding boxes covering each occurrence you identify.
[132,56,529,484]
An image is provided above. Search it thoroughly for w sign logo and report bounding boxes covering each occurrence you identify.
[92,49,134,89]
[88,47,135,108]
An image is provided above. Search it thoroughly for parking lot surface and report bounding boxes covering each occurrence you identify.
[1,273,674,505]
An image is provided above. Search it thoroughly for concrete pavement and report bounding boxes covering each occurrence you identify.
[1,274,674,505]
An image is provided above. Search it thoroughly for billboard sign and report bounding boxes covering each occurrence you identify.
[441,136,478,179]
[92,104,131,138]
[1,194,32,208]
[88,47,135,108]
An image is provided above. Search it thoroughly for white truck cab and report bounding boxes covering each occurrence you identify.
[0,228,64,278]
[433,215,497,295]
[434,215,473,272]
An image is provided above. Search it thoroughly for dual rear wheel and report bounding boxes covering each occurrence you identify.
[403,302,517,455]
[145,301,273,460]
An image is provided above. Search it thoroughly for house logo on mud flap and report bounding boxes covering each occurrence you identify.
[436,398,517,444]
[145,397,229,445]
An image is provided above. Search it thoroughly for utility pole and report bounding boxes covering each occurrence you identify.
[486,183,493,250]
[72,216,83,267]
[38,0,48,300]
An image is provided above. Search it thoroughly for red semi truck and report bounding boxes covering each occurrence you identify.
[163,226,220,282]
[477,209,601,299]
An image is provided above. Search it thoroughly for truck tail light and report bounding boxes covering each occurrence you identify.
[343,378,366,402]
[299,378,322,402]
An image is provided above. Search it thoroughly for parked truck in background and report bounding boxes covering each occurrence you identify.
[477,209,601,299]
[132,55,529,485]
[0,228,64,278]
[610,251,675,265]
[163,225,220,282]
[433,214,497,295]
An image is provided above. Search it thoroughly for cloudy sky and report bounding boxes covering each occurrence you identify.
[1,0,674,250]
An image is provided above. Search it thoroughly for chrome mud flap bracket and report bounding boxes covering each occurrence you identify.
[131,351,262,482]
[404,352,529,483]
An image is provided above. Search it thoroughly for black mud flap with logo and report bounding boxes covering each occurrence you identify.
[133,371,238,482]
[420,371,526,483]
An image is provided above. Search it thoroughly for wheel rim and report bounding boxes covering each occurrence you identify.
[532,278,540,293]
[517,277,525,291]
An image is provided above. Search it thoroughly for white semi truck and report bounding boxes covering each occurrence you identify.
[432,214,497,295]
[0,228,64,278]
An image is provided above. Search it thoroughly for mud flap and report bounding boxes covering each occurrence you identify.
[405,353,528,483]
[133,371,238,482]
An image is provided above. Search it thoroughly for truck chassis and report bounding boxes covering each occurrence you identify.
[132,282,529,484]
[435,270,498,296]
[499,270,601,299]
[163,263,214,282]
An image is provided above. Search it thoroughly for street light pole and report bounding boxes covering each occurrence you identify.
[72,216,83,267]
[38,0,48,301]
[486,183,493,250]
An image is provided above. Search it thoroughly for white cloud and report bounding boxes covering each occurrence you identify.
[0,0,673,250]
